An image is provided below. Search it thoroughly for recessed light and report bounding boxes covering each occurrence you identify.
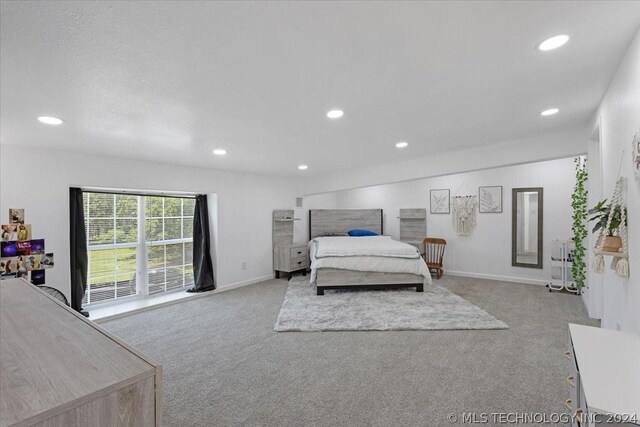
[540,108,559,116]
[213,149,227,155]
[326,110,344,119]
[298,165,308,170]
[37,116,63,125]
[395,141,409,148]
[537,35,569,51]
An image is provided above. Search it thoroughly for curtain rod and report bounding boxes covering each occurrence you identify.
[78,186,198,199]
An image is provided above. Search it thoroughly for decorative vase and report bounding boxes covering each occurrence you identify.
[602,236,622,252]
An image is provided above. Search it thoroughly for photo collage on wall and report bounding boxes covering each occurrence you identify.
[0,209,53,284]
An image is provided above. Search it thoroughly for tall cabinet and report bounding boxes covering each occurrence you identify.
[399,208,427,254]
[272,210,309,279]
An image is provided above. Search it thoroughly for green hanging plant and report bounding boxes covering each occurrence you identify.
[587,199,626,236]
[571,157,588,289]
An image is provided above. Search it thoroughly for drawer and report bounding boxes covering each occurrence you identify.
[566,373,578,414]
[565,350,579,405]
[290,257,309,269]
[289,247,307,258]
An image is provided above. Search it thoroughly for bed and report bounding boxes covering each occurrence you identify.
[308,209,432,295]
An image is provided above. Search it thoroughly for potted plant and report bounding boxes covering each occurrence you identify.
[588,199,627,252]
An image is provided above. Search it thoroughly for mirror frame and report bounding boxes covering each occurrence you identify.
[511,187,543,269]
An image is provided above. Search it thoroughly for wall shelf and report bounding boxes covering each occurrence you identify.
[594,250,627,258]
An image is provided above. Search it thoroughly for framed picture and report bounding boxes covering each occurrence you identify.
[479,186,503,213]
[430,189,450,214]
[9,209,24,224]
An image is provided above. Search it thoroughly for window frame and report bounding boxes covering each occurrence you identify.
[83,191,195,307]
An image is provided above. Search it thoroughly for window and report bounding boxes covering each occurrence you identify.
[145,196,195,295]
[82,192,195,306]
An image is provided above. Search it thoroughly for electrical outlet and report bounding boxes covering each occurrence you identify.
[242,261,247,270]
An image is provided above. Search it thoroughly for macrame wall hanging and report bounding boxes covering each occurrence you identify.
[592,176,629,278]
[452,195,477,236]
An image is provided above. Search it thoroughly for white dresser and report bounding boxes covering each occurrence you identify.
[566,324,640,426]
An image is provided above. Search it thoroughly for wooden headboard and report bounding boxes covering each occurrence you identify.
[309,209,383,240]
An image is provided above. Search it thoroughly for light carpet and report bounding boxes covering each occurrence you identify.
[274,275,508,331]
[100,276,599,427]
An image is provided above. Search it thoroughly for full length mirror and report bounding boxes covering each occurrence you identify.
[512,188,543,269]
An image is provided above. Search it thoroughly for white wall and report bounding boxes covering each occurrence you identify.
[305,158,577,285]
[294,192,339,244]
[589,29,640,335]
[583,134,605,320]
[0,144,298,300]
[301,129,587,195]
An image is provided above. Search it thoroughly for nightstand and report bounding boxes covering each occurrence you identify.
[274,243,309,279]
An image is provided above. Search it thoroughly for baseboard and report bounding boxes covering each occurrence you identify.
[214,274,275,293]
[446,270,548,286]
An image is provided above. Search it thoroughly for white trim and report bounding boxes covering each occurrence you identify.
[88,242,138,250]
[214,274,275,293]
[81,186,197,198]
[91,274,275,322]
[446,270,548,286]
[147,237,191,247]
[91,290,206,323]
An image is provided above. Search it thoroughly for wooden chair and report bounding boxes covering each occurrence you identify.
[423,238,447,279]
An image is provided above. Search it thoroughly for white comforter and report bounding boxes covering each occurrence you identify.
[309,236,432,284]
[313,236,420,259]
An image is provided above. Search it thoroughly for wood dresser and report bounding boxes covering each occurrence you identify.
[0,278,162,427]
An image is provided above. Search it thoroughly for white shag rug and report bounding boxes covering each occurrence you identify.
[274,275,508,332]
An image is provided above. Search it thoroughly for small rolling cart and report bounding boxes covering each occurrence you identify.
[547,239,580,295]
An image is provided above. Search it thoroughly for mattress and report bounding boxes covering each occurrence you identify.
[309,237,432,284]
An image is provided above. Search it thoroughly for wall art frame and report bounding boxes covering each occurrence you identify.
[430,189,450,214]
[479,186,503,213]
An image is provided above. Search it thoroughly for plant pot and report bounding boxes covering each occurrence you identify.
[602,236,622,252]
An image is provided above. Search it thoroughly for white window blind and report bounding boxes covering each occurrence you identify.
[82,192,194,306]
[145,196,195,295]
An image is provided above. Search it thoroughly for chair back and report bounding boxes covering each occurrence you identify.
[423,238,446,266]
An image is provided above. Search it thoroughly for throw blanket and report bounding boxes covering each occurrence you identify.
[312,236,420,259]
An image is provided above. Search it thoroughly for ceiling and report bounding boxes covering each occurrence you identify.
[1,1,639,177]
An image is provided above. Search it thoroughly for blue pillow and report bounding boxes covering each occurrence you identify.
[348,229,378,237]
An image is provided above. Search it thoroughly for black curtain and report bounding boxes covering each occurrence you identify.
[69,188,88,313]
[188,194,216,292]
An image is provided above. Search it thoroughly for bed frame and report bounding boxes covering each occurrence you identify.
[309,209,424,296]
